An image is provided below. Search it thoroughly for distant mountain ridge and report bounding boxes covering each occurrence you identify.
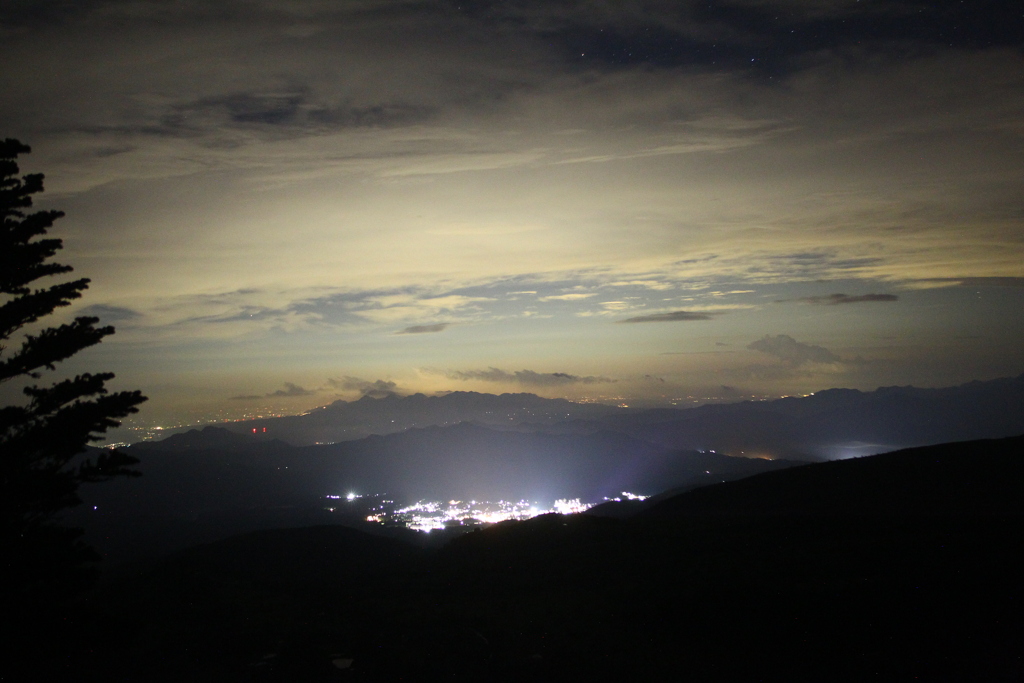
[617,373,1024,459]
[201,390,622,445]
[168,374,1024,460]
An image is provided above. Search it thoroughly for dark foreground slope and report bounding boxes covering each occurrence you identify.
[31,436,1024,682]
[642,433,1024,517]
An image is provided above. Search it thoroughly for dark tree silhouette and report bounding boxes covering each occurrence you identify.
[1,139,147,604]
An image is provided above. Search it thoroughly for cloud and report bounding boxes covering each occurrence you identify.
[282,288,493,328]
[955,277,1024,288]
[446,367,616,386]
[607,280,674,290]
[307,102,435,129]
[78,304,142,322]
[267,382,316,397]
[231,382,315,400]
[747,335,841,367]
[905,277,1024,290]
[599,301,630,310]
[328,376,399,398]
[470,0,999,71]
[538,293,597,302]
[788,293,899,305]
[396,323,449,334]
[761,253,888,281]
[618,310,715,323]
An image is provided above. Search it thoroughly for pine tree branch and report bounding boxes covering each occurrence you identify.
[1,211,69,294]
[0,278,90,340]
[0,317,113,382]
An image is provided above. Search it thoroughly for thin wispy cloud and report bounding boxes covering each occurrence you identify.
[955,278,1024,288]
[538,293,597,302]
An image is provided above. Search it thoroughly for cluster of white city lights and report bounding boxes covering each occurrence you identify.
[602,491,650,502]
[331,492,649,532]
[391,498,554,532]
[552,498,590,514]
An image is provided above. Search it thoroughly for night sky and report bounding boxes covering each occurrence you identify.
[2,0,1023,426]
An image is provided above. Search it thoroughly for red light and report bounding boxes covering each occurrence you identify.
[252,428,257,433]
[262,427,267,433]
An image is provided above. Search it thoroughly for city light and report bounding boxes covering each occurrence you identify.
[601,491,650,503]
[329,494,608,532]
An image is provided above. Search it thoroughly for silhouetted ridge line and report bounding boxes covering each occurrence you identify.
[642,435,1024,518]
[157,375,1024,461]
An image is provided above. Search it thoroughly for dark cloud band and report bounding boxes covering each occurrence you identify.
[397,323,449,334]
[789,293,899,305]
[618,310,715,323]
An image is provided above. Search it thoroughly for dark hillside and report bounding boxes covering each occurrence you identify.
[41,436,1024,682]
[643,434,1024,518]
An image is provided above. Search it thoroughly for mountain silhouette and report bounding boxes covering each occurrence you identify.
[204,390,622,445]
[171,375,1024,461]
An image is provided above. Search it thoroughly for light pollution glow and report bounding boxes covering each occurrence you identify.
[1,1,1022,428]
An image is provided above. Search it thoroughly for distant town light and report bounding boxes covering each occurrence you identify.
[349,495,601,531]
[553,498,592,514]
